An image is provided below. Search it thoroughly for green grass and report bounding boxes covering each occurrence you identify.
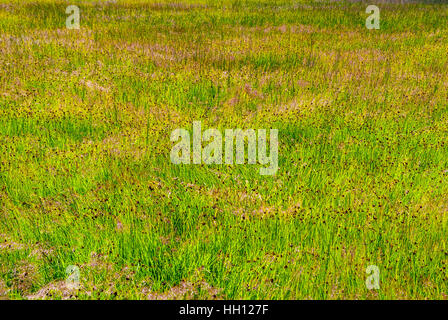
[0,0,447,299]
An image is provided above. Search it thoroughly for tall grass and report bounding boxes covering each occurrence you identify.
[0,0,447,299]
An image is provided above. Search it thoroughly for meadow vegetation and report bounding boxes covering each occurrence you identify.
[0,0,447,299]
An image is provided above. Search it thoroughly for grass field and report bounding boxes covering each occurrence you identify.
[0,0,447,300]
